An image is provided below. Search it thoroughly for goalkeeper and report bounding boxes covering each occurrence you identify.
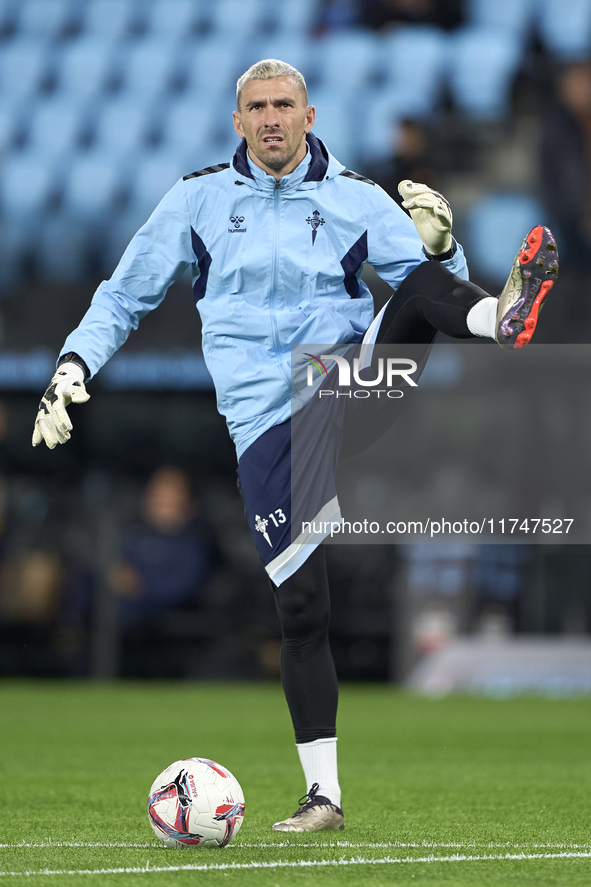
[32,60,558,832]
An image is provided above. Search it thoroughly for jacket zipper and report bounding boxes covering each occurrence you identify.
[270,181,291,385]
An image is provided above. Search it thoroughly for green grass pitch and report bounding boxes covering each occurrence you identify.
[0,682,590,886]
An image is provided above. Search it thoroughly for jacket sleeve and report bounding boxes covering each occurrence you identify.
[59,178,195,378]
[366,184,469,288]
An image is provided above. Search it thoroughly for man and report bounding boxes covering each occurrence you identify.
[32,60,558,832]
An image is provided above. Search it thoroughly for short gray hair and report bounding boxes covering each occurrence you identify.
[236,59,308,108]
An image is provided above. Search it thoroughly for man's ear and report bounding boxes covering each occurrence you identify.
[233,111,244,138]
[304,105,315,134]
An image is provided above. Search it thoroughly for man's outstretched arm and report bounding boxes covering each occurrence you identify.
[32,178,195,449]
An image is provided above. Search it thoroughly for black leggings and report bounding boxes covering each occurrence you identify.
[276,261,489,743]
[375,258,488,345]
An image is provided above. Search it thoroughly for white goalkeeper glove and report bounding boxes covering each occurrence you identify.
[32,360,90,449]
[398,179,454,257]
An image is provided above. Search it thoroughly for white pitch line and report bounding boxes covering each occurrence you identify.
[0,850,591,877]
[232,841,591,850]
[0,845,156,851]
[2,840,591,851]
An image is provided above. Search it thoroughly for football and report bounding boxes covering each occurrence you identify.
[147,757,245,848]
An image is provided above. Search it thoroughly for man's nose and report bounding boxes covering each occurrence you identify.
[263,106,280,127]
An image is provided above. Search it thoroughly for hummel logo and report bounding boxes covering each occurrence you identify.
[306,209,325,245]
[229,215,246,233]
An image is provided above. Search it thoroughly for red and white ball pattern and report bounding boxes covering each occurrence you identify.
[148,757,245,849]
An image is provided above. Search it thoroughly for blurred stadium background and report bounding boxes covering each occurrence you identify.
[1,0,591,683]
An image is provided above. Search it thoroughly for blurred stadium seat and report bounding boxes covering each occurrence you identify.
[183,36,246,99]
[37,217,91,282]
[316,30,382,97]
[381,25,447,117]
[0,0,16,33]
[0,149,58,218]
[144,0,203,39]
[356,90,406,162]
[25,96,85,158]
[208,0,268,38]
[104,147,185,268]
[246,35,313,81]
[466,0,534,38]
[60,150,124,220]
[158,96,218,160]
[539,0,591,60]
[118,36,184,99]
[91,96,155,157]
[126,149,187,220]
[465,192,545,284]
[81,0,142,39]
[270,0,318,36]
[0,98,25,152]
[0,219,33,289]
[0,36,52,100]
[448,26,523,119]
[55,36,119,98]
[14,0,77,38]
[309,87,355,167]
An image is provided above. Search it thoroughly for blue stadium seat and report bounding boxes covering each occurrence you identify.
[0,37,52,100]
[126,149,187,219]
[186,137,238,171]
[55,36,119,98]
[270,0,318,35]
[539,0,591,60]
[381,26,447,117]
[159,96,218,159]
[91,96,154,156]
[60,149,125,220]
[356,88,407,162]
[208,0,267,38]
[448,26,523,119]
[183,37,246,100]
[25,96,85,158]
[315,30,383,97]
[144,0,204,39]
[465,192,545,285]
[37,217,91,282]
[0,0,17,33]
[246,35,313,80]
[15,0,76,38]
[0,98,25,152]
[215,90,243,147]
[308,88,355,167]
[106,149,197,271]
[81,0,141,39]
[0,149,58,218]
[466,0,534,37]
[119,37,183,99]
[106,142,222,270]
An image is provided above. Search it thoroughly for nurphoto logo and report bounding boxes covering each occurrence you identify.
[304,352,418,399]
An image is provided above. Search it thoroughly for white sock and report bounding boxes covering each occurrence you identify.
[296,737,341,807]
[466,296,498,339]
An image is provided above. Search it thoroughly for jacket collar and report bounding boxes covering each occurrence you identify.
[232,133,339,191]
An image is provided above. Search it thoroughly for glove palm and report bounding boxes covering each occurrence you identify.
[398,179,453,256]
[32,362,90,449]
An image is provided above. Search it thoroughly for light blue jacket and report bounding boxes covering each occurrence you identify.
[61,134,468,458]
